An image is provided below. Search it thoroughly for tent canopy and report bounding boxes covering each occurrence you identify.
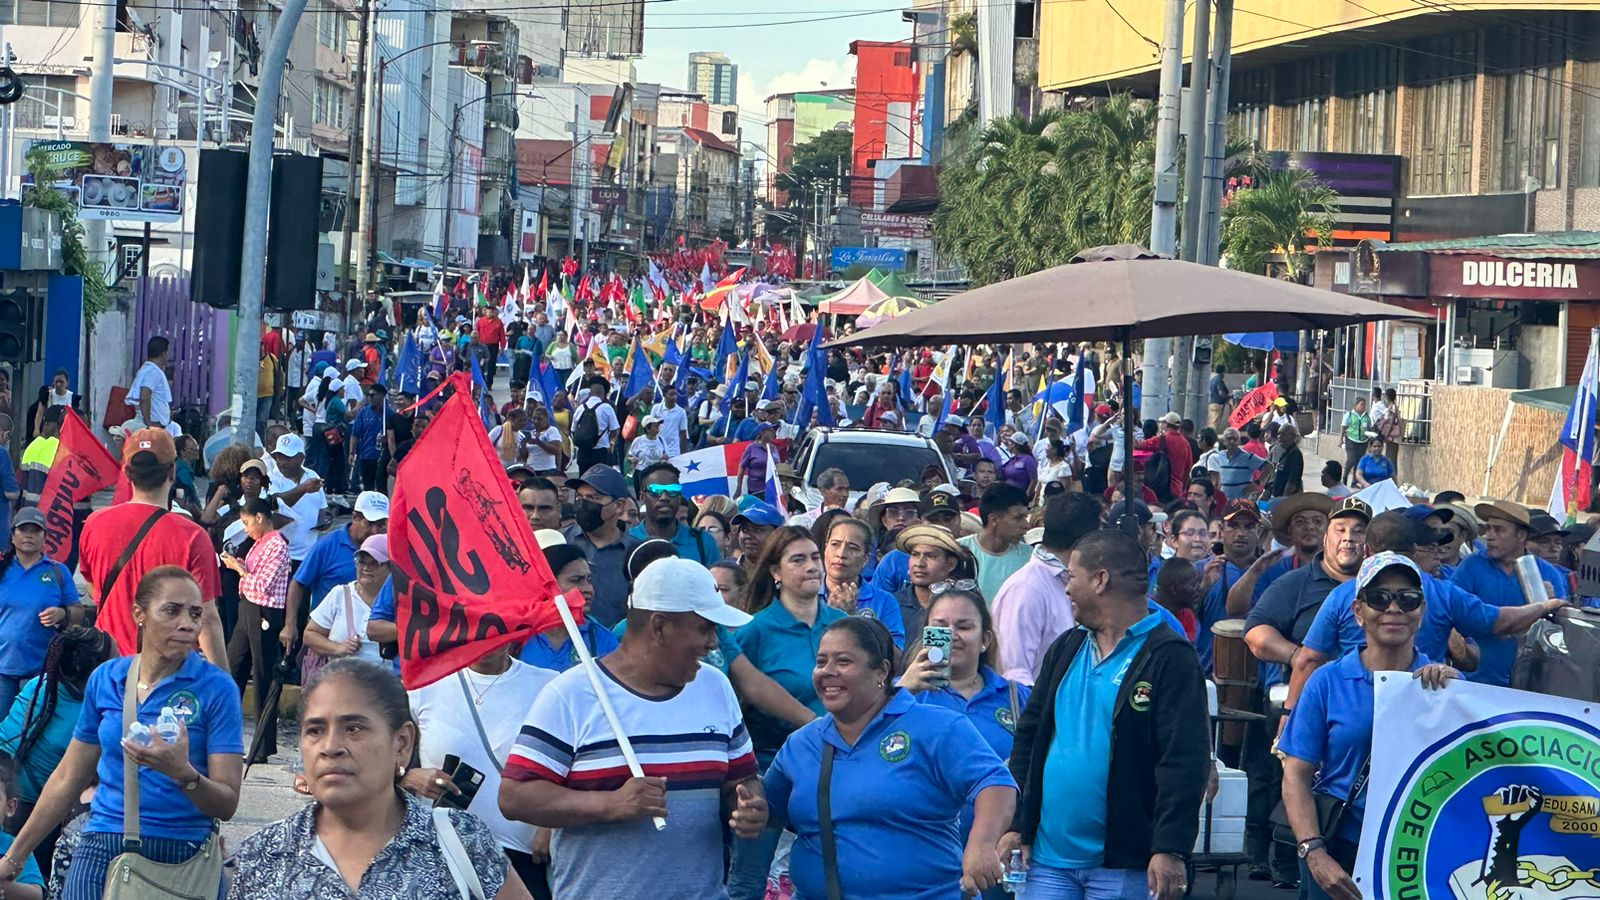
[817,277,891,316]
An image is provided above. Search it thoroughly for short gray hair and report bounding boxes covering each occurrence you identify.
[816,467,849,491]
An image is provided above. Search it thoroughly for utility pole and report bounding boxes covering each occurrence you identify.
[1175,0,1211,424]
[1142,0,1184,420]
[339,0,371,308]
[443,104,458,276]
[231,0,311,442]
[354,10,381,296]
[87,0,117,279]
[568,97,579,259]
[1198,0,1234,422]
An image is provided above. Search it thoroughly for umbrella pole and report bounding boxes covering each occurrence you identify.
[1121,330,1137,537]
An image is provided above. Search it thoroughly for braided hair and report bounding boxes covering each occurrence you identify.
[14,627,113,763]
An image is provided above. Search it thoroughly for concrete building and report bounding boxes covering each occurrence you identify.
[849,40,920,208]
[449,13,522,268]
[687,51,738,105]
[655,126,739,243]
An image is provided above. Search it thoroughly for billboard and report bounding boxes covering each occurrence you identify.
[22,141,188,223]
[832,246,907,271]
[565,0,643,58]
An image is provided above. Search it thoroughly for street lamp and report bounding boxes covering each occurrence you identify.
[441,89,536,274]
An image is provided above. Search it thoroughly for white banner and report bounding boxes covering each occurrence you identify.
[1354,676,1600,900]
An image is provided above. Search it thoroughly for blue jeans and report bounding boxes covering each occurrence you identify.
[1021,862,1149,900]
[1297,837,1357,900]
[727,824,783,900]
[0,673,27,721]
[62,832,214,900]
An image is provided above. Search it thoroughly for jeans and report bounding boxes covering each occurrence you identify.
[255,396,273,440]
[1297,837,1358,900]
[0,672,27,721]
[1022,863,1149,900]
[62,832,214,900]
[726,824,783,900]
[226,601,286,758]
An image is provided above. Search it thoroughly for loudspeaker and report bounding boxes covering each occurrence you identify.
[266,154,324,311]
[190,149,248,309]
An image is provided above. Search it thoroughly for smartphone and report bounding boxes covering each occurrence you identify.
[436,756,485,810]
[922,626,953,689]
[1211,541,1225,557]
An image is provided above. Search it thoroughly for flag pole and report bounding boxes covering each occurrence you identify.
[551,590,667,832]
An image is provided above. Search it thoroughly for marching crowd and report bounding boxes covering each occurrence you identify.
[0,266,1584,900]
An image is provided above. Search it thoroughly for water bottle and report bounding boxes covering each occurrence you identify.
[1002,849,1027,894]
[155,707,181,742]
[1515,554,1550,605]
[125,721,153,747]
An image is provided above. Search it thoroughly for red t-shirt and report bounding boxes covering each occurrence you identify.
[476,316,506,347]
[79,503,222,655]
[261,330,284,358]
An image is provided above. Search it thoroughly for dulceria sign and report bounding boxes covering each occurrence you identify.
[1429,254,1600,300]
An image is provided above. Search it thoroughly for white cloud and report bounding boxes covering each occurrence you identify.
[761,59,855,100]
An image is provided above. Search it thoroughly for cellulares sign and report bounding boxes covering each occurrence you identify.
[1430,254,1600,301]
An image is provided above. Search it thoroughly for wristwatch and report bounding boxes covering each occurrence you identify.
[1297,837,1326,859]
[182,771,203,792]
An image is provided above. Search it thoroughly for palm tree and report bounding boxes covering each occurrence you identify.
[1218,166,1340,282]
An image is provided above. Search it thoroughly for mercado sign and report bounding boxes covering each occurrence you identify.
[22,141,187,223]
[1355,676,1600,900]
[1431,254,1600,301]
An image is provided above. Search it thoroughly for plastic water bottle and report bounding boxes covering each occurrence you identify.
[1001,849,1027,894]
[155,707,181,742]
[125,721,153,747]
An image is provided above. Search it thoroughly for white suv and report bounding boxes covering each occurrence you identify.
[787,427,956,511]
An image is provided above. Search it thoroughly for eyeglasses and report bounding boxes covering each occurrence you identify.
[644,484,683,497]
[1359,588,1425,613]
[931,579,978,596]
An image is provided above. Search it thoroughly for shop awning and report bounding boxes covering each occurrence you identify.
[1375,231,1600,259]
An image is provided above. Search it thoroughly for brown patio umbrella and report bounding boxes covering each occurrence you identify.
[828,244,1427,348]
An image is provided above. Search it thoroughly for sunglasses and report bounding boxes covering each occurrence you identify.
[931,579,978,596]
[644,484,683,496]
[1360,588,1425,613]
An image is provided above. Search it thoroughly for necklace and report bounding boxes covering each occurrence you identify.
[467,668,509,705]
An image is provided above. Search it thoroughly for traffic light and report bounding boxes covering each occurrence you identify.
[0,288,31,364]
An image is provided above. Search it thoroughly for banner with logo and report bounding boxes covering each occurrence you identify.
[1355,676,1600,900]
[389,374,578,688]
[38,409,120,559]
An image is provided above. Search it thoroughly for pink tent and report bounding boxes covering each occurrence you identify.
[817,277,890,316]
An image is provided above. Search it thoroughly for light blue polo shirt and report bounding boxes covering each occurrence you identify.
[737,599,847,760]
[75,653,244,841]
[764,690,1015,900]
[1449,551,1568,686]
[820,579,906,648]
[1035,612,1162,870]
[626,522,722,567]
[915,667,1030,840]
[1279,648,1429,842]
[0,834,39,887]
[0,556,79,676]
[1303,572,1501,672]
[520,621,622,673]
[292,526,360,612]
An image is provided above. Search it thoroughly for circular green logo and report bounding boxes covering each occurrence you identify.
[995,707,1016,733]
[167,690,202,725]
[879,730,912,763]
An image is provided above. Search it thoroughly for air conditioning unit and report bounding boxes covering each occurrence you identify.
[1455,366,1480,384]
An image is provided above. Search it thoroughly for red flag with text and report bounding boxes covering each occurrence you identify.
[38,410,120,559]
[389,374,580,688]
[1229,382,1280,429]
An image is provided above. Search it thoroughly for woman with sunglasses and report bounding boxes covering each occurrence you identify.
[1278,552,1459,900]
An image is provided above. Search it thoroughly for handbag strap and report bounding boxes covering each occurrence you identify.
[122,656,142,852]
[455,672,505,770]
[433,807,487,900]
[99,508,167,603]
[1008,680,1021,728]
[1344,755,1373,813]
[819,742,842,900]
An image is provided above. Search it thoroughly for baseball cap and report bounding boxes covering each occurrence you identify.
[345,359,366,372]
[535,529,567,549]
[1329,497,1373,523]
[239,458,269,478]
[1108,498,1153,527]
[1220,500,1261,525]
[944,415,967,428]
[731,502,784,528]
[641,415,662,428]
[753,420,777,434]
[1160,411,1182,426]
[124,427,177,465]
[756,399,782,412]
[273,433,307,458]
[1355,551,1423,593]
[1094,403,1114,419]
[568,465,630,500]
[1402,504,1455,525]
[744,380,760,392]
[920,490,960,520]
[12,508,45,530]
[1007,432,1031,448]
[357,534,390,564]
[354,491,390,521]
[631,557,752,628]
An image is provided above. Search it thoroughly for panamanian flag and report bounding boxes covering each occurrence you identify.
[672,441,754,499]
[1550,326,1599,524]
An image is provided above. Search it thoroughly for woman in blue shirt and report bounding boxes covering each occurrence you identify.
[765,617,1017,900]
[0,567,245,897]
[0,508,84,719]
[519,544,618,672]
[819,516,907,648]
[1279,553,1458,900]
[1352,438,1395,488]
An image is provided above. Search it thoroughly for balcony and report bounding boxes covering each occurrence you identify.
[483,99,518,131]
[479,156,512,182]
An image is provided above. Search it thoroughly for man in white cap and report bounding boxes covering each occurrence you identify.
[267,433,328,649]
[501,557,766,899]
[285,489,388,652]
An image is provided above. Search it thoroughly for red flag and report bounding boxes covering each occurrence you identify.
[389,373,580,688]
[39,410,119,559]
[1229,382,1280,429]
[538,267,549,301]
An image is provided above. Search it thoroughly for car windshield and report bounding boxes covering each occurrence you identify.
[810,441,946,489]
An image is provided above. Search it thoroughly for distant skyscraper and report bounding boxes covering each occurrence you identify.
[687,51,738,105]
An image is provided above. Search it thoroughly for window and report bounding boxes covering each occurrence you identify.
[1228,68,1271,149]
[1285,98,1326,151]
[1336,46,1400,154]
[313,79,347,130]
[1498,65,1563,190]
[1578,60,1600,187]
[1408,77,1475,195]
[316,8,345,51]
[3,0,80,26]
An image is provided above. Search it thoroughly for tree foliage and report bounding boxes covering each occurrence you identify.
[1219,166,1340,281]
[23,147,110,331]
[777,130,852,196]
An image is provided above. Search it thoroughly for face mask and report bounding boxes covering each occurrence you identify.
[574,498,609,533]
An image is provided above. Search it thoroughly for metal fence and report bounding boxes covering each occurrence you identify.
[1327,376,1433,445]
[133,276,231,426]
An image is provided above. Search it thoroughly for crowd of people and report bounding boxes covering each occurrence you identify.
[0,262,1586,900]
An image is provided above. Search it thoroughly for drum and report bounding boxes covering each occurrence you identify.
[1211,619,1258,749]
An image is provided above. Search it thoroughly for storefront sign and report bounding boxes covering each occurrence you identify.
[1431,254,1600,300]
[21,141,187,223]
[860,212,930,238]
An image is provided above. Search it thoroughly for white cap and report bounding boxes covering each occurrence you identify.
[534,529,566,549]
[273,433,306,457]
[345,358,366,372]
[354,491,390,521]
[641,415,661,428]
[631,557,752,628]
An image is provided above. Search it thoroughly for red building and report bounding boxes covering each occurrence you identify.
[848,40,920,209]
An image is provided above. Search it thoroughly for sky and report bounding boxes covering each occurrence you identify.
[632,0,909,134]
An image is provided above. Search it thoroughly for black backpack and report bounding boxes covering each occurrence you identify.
[572,399,602,450]
[1143,442,1174,503]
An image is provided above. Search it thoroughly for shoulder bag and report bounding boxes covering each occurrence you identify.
[1269,755,1370,847]
[103,657,224,900]
[99,508,169,604]
[818,743,843,900]
[433,807,488,900]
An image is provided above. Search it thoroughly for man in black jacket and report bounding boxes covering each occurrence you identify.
[1000,529,1210,900]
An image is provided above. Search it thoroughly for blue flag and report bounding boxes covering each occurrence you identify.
[391,334,423,396]
[985,368,1006,435]
[1068,358,1087,433]
[664,337,692,394]
[761,365,781,402]
[897,366,914,410]
[713,320,738,382]
[625,340,655,399]
[720,349,751,438]
[795,339,834,429]
[469,353,495,429]
[536,359,562,407]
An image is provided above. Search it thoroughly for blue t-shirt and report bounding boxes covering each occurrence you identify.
[518,621,621,674]
[1279,648,1428,841]
[1035,613,1162,869]
[370,576,395,621]
[737,599,847,760]
[1303,572,1501,671]
[0,449,18,552]
[820,579,906,648]
[872,548,911,596]
[765,690,1015,900]
[625,522,722,567]
[1356,454,1394,484]
[0,833,40,886]
[0,674,85,802]
[351,405,385,460]
[1449,551,1568,686]
[914,667,1030,840]
[0,556,78,676]
[293,527,361,614]
[1191,559,1269,676]
[75,653,244,841]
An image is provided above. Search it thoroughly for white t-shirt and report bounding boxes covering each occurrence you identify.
[548,343,576,369]
[343,378,364,406]
[574,397,620,449]
[300,382,326,436]
[128,360,172,426]
[308,581,384,664]
[268,466,327,560]
[649,403,689,457]
[629,434,669,468]
[410,660,559,853]
[526,425,563,471]
[488,425,532,465]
